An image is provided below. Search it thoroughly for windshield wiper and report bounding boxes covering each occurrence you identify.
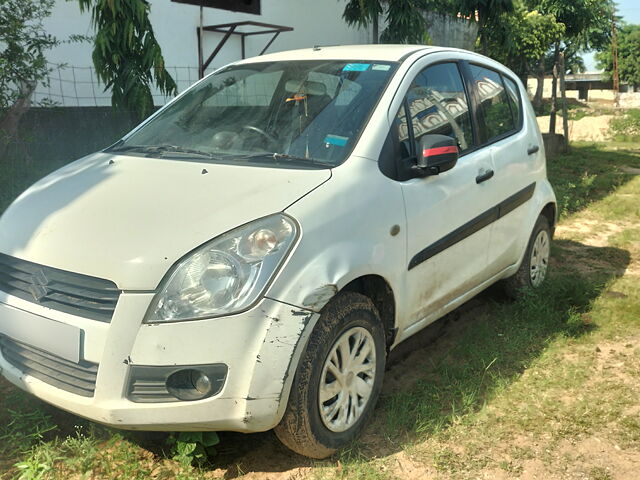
[108,144,216,160]
[240,152,331,168]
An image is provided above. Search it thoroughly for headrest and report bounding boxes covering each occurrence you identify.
[284,80,327,96]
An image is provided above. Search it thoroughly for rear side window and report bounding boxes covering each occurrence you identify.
[468,65,516,144]
[397,62,473,154]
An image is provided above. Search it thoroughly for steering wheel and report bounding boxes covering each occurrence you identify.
[242,125,278,148]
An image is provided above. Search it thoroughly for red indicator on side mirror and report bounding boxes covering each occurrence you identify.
[422,146,458,157]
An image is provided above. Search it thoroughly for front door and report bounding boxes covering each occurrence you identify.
[396,61,496,330]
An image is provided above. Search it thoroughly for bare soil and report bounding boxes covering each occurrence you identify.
[537,115,613,142]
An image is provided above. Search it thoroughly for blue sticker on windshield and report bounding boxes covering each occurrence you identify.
[325,134,349,147]
[343,63,370,72]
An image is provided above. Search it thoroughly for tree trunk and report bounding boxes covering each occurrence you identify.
[559,51,570,152]
[0,83,35,162]
[549,42,560,135]
[533,55,545,111]
[372,14,379,44]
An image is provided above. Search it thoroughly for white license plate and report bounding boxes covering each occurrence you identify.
[0,301,81,363]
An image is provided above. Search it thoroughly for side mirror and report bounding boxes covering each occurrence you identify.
[414,134,459,176]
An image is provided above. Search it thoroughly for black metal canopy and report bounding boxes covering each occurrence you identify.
[171,0,293,78]
[197,21,294,78]
[171,0,261,15]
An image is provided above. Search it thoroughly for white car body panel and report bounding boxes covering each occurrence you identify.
[0,45,557,432]
[0,154,330,290]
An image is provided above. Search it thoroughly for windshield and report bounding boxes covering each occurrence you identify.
[109,60,398,168]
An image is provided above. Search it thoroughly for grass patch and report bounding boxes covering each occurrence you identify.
[0,136,639,479]
[547,142,640,218]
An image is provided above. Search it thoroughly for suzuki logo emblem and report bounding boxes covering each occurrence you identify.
[29,269,49,302]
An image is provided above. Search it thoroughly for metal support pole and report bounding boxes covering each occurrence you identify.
[198,5,204,78]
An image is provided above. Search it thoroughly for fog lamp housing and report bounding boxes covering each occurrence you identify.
[127,364,228,403]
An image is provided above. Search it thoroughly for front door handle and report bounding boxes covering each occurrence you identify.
[476,169,494,184]
[527,145,540,155]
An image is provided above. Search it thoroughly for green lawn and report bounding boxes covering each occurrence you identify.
[1,142,640,479]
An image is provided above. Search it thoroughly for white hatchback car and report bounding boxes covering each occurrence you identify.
[0,45,555,458]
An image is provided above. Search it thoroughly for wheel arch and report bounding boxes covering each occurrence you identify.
[340,274,397,349]
[541,202,557,236]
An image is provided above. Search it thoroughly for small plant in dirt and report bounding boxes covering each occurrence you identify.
[166,431,220,467]
[610,109,640,142]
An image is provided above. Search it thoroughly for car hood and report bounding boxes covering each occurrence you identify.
[0,153,331,290]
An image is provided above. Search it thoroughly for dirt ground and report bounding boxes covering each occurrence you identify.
[537,115,613,142]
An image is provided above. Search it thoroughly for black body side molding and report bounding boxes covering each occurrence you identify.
[408,182,536,270]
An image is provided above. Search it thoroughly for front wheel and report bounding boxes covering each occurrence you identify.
[274,292,386,459]
[503,215,551,298]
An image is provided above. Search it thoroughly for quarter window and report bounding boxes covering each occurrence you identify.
[396,63,473,155]
[468,65,517,143]
[503,76,522,128]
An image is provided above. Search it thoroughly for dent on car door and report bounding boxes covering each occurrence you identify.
[464,64,536,274]
[396,62,495,330]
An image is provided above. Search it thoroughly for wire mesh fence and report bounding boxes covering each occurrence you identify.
[33,63,201,107]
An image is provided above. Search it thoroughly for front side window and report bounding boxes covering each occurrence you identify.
[468,65,517,144]
[396,62,473,155]
[110,60,398,168]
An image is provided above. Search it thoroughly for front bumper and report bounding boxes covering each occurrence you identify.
[0,291,317,432]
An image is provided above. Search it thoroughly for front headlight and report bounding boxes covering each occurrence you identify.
[146,214,298,322]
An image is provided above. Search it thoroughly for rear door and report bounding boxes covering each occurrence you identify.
[462,64,539,274]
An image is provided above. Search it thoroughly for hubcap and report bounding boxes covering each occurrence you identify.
[530,229,550,287]
[318,326,377,432]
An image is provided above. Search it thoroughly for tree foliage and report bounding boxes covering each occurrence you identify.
[535,0,613,50]
[0,0,58,113]
[343,0,384,42]
[0,0,59,156]
[596,24,640,88]
[343,0,434,44]
[456,0,515,51]
[485,1,564,81]
[76,0,177,121]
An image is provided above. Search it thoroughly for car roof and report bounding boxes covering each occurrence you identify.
[238,44,439,64]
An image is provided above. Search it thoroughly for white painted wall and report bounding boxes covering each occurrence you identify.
[39,0,372,106]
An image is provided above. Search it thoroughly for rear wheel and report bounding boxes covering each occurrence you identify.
[274,292,386,459]
[504,215,551,298]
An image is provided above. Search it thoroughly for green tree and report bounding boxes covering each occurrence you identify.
[0,0,58,158]
[342,0,464,45]
[533,0,614,133]
[596,24,640,89]
[343,0,384,43]
[457,0,515,53]
[76,0,177,121]
[485,2,564,85]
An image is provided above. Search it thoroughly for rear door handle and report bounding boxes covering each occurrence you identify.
[527,145,540,155]
[476,169,494,184]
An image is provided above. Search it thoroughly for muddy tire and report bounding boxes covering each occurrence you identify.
[274,292,386,459]
[503,215,551,298]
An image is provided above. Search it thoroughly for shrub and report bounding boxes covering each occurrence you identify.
[609,109,640,141]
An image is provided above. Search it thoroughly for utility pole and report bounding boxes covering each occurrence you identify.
[612,9,620,107]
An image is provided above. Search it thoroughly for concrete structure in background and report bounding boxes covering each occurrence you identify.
[39,0,371,106]
[528,73,633,103]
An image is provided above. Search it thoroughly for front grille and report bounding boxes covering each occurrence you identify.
[0,252,120,322]
[0,336,98,397]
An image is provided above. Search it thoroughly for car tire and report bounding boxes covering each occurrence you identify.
[503,215,552,298]
[274,291,386,459]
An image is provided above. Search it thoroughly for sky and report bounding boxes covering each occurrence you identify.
[583,0,640,71]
